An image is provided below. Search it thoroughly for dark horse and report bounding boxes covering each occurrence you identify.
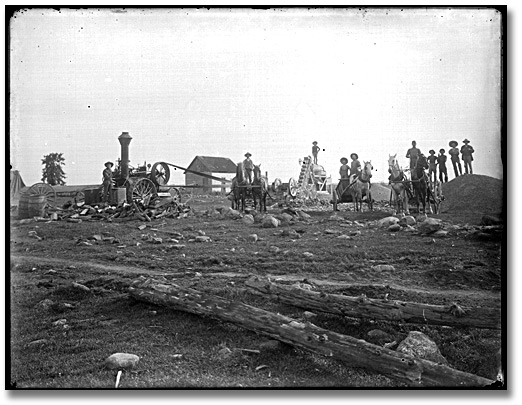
[411,153,432,215]
[252,164,268,213]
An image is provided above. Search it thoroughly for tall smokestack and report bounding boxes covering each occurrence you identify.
[118,132,132,179]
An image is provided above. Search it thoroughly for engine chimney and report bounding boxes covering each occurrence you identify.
[118,132,132,179]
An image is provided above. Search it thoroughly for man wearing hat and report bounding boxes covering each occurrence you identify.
[349,153,361,178]
[312,141,320,164]
[102,161,114,203]
[406,141,421,170]
[460,139,475,174]
[437,149,448,183]
[427,149,438,183]
[243,153,254,184]
[448,140,462,178]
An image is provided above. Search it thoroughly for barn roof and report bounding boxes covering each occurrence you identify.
[186,156,237,173]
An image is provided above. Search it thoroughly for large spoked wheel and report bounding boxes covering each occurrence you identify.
[150,162,171,186]
[169,187,182,203]
[28,183,56,207]
[128,178,158,212]
[288,177,298,198]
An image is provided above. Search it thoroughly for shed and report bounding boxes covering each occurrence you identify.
[185,156,237,194]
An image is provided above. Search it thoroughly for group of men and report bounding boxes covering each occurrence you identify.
[406,139,475,183]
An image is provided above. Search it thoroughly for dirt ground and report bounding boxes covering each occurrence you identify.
[8,175,504,388]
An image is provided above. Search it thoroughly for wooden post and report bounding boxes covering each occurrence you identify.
[128,277,495,387]
[245,276,500,330]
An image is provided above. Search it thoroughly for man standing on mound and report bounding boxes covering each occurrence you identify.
[460,139,475,174]
[448,140,462,178]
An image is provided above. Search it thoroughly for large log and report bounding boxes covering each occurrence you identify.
[245,276,500,330]
[128,276,494,387]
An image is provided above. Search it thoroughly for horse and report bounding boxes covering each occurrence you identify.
[411,153,432,215]
[348,161,373,212]
[252,164,269,213]
[234,161,248,211]
[388,154,411,215]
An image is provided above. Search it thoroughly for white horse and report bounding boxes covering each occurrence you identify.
[388,154,411,215]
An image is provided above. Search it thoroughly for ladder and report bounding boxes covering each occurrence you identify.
[298,156,312,187]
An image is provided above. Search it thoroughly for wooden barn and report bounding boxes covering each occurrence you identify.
[185,156,237,194]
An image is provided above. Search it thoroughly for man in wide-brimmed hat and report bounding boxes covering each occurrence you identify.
[101,161,114,203]
[339,157,349,180]
[349,153,361,179]
[406,140,422,170]
[312,141,320,164]
[460,139,475,174]
[427,149,438,183]
[437,149,448,183]
[448,141,462,178]
[243,152,254,184]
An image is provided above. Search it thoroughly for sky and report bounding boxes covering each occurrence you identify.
[9,7,503,187]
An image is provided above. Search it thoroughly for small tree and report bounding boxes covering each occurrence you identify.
[41,152,66,185]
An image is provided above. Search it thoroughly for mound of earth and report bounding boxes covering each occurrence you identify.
[440,174,503,215]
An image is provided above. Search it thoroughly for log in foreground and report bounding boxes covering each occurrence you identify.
[129,276,494,387]
[245,276,500,330]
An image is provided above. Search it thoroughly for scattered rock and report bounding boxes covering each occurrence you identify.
[295,209,312,220]
[324,229,340,234]
[396,331,449,365]
[105,353,140,370]
[280,213,294,223]
[242,214,255,225]
[52,319,67,326]
[388,224,401,232]
[417,218,443,234]
[35,299,54,310]
[195,235,212,243]
[367,329,392,342]
[281,229,300,238]
[138,225,147,231]
[72,282,90,292]
[432,230,448,238]
[349,230,362,236]
[269,246,281,254]
[415,214,428,223]
[328,214,344,221]
[378,216,399,227]
[27,339,50,347]
[336,234,352,240]
[151,237,163,244]
[303,252,314,258]
[262,215,280,228]
[481,214,502,226]
[398,216,416,227]
[248,234,258,242]
[371,264,395,272]
[217,347,232,358]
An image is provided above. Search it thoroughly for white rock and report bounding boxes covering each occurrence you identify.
[378,216,399,227]
[417,218,443,234]
[248,234,258,242]
[262,215,280,228]
[242,214,255,225]
[398,216,416,227]
[195,235,212,242]
[388,224,401,232]
[396,331,448,365]
[105,353,140,370]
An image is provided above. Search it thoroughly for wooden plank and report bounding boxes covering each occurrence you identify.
[128,276,495,387]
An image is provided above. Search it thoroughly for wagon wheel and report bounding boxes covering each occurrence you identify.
[74,191,85,204]
[128,178,158,212]
[28,183,56,207]
[288,177,298,198]
[169,187,182,203]
[150,162,170,186]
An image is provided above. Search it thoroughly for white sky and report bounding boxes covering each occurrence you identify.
[9,7,502,186]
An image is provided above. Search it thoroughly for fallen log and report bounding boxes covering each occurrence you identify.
[245,276,500,330]
[129,276,494,387]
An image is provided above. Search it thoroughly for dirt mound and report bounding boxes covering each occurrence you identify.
[440,174,503,215]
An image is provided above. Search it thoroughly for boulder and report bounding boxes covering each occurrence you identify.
[396,331,449,365]
[388,224,401,232]
[280,213,294,223]
[398,215,416,227]
[432,230,448,238]
[481,214,502,226]
[248,234,258,242]
[417,218,443,234]
[242,214,255,225]
[262,215,280,228]
[105,353,140,370]
[378,216,399,227]
[295,209,312,220]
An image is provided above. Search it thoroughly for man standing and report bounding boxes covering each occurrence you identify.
[460,139,475,174]
[243,152,254,184]
[312,141,320,164]
[437,149,448,183]
[339,157,349,179]
[427,150,438,183]
[102,161,114,203]
[406,141,421,170]
[448,140,462,178]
